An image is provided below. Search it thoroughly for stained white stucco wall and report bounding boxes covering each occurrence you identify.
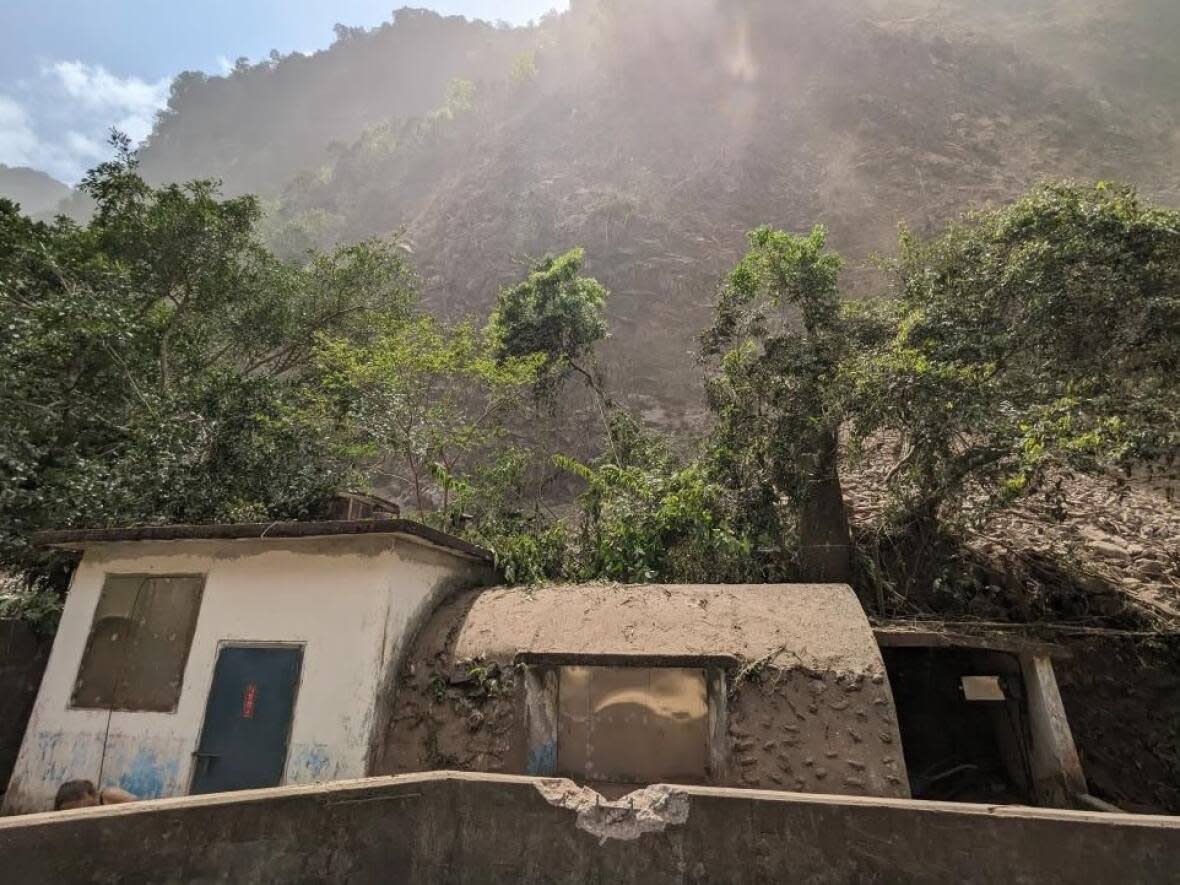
[3,532,490,814]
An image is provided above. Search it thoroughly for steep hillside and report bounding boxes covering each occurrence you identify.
[138,8,540,196]
[0,166,71,217]
[136,0,1180,421]
[871,0,1180,113]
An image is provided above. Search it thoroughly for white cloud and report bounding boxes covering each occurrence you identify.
[49,61,169,110]
[65,130,107,162]
[45,61,170,143]
[0,61,173,185]
[0,95,39,168]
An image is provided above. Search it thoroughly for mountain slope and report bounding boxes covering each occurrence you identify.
[137,0,1180,420]
[0,166,71,217]
[139,9,539,196]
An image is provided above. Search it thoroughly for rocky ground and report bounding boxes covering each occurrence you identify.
[843,440,1180,630]
[842,440,1180,814]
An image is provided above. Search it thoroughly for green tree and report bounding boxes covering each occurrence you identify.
[313,316,541,515]
[702,226,855,581]
[0,137,414,610]
[557,414,757,584]
[436,446,573,585]
[488,247,610,397]
[847,181,1180,535]
[436,77,476,120]
[480,248,759,585]
[487,247,617,482]
[511,52,539,83]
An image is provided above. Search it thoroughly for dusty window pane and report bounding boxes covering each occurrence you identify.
[557,666,708,786]
[91,575,141,621]
[71,575,204,712]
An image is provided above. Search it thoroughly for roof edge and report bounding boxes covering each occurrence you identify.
[31,519,492,563]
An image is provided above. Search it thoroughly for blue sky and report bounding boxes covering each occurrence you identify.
[0,1,567,185]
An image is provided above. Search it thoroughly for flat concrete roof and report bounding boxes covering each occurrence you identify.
[446,583,885,673]
[32,519,492,562]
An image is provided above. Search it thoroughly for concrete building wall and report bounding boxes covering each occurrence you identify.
[2,534,489,814]
[0,772,1177,884]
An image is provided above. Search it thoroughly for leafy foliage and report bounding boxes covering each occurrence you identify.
[488,248,609,396]
[6,158,1179,629]
[702,226,854,580]
[0,138,413,605]
[846,181,1180,529]
[557,414,759,584]
[432,446,572,585]
[313,316,541,514]
[511,52,539,83]
[451,413,761,586]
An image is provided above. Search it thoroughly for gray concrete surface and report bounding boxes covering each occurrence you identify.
[1,772,1178,883]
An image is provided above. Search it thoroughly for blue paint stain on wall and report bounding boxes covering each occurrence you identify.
[300,745,332,778]
[30,731,100,788]
[34,732,70,785]
[115,748,179,799]
[527,741,556,776]
[290,744,338,782]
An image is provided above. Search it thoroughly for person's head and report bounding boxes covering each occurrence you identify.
[54,779,98,811]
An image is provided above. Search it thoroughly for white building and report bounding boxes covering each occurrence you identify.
[2,520,493,814]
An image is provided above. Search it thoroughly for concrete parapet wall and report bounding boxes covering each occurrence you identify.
[1,772,1178,884]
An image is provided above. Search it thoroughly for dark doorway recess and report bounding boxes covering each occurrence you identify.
[882,646,1035,804]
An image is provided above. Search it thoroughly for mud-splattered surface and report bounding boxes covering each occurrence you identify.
[380,673,527,776]
[845,437,1180,626]
[450,583,886,674]
[378,591,529,775]
[725,667,908,798]
[380,585,907,798]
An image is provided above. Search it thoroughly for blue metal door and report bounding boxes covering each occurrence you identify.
[191,645,302,795]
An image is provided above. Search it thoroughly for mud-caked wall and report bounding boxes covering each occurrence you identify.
[377,588,530,776]
[726,667,906,796]
[380,584,909,798]
[381,658,529,776]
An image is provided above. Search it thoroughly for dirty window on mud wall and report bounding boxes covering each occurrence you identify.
[70,575,205,712]
[557,666,709,785]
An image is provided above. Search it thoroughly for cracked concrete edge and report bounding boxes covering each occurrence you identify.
[534,779,691,843]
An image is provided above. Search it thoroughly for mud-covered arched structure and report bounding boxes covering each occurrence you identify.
[378,583,910,798]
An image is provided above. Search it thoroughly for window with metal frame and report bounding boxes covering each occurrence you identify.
[71,574,205,712]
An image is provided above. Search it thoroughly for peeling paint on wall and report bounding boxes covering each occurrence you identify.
[9,730,190,809]
[30,730,100,790]
[535,779,690,844]
[99,736,190,800]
